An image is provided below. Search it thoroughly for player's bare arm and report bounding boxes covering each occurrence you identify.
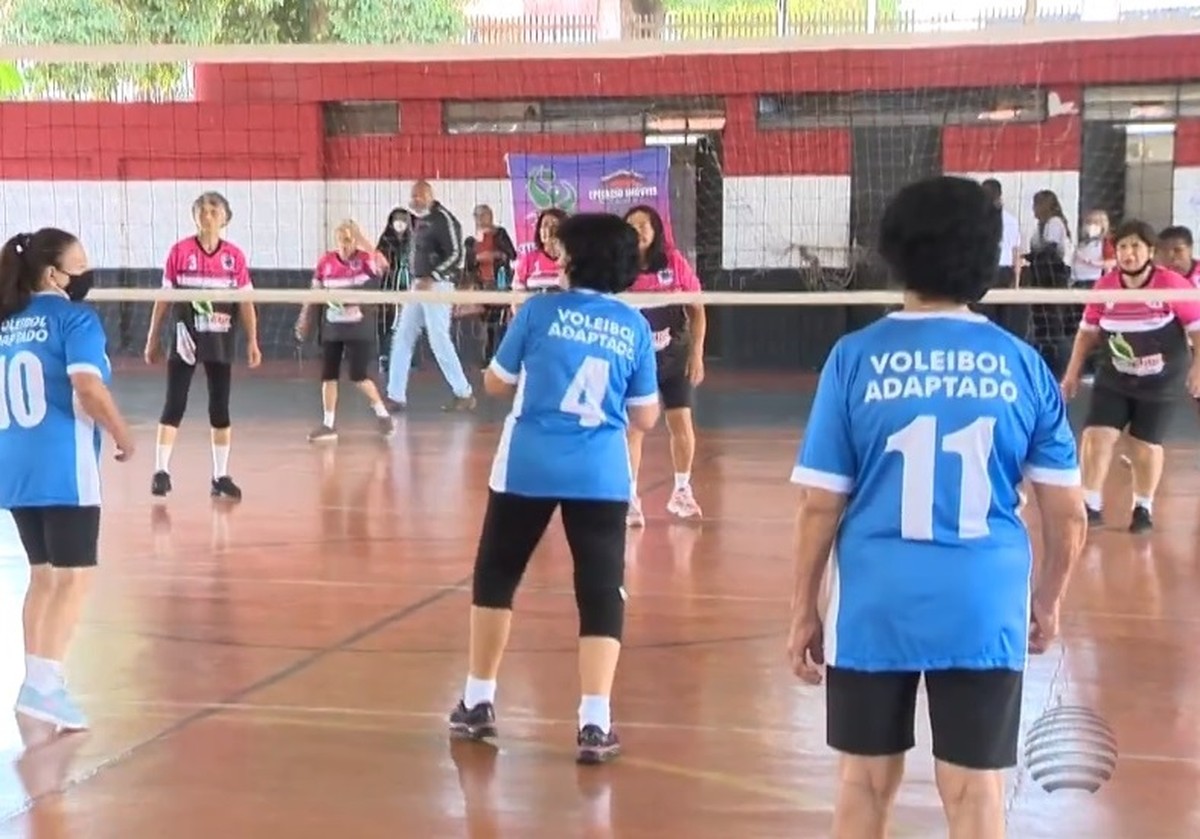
[239,299,262,367]
[788,486,846,685]
[1028,482,1086,653]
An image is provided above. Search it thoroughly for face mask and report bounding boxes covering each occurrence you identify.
[64,270,94,302]
[409,203,429,218]
[1084,224,1102,238]
[392,220,407,233]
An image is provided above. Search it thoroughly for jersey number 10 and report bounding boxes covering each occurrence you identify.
[0,351,48,430]
[885,415,997,541]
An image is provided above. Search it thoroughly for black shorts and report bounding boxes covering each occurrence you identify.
[657,349,694,411]
[1085,384,1172,445]
[9,506,101,569]
[321,340,373,383]
[474,491,627,602]
[826,666,1023,770]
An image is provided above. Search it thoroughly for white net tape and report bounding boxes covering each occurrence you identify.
[81,288,1200,306]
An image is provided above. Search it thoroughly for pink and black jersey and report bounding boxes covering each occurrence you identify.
[1183,262,1200,288]
[312,249,383,343]
[1081,267,1200,398]
[163,237,252,365]
[626,249,701,355]
[513,249,563,292]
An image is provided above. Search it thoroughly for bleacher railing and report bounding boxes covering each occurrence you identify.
[467,4,1200,46]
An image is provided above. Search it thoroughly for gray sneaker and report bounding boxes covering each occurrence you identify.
[443,395,477,412]
[308,424,337,443]
[376,415,396,438]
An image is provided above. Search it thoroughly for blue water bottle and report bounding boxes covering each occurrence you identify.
[495,265,509,291]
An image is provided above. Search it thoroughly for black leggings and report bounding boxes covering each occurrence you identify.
[160,357,233,429]
[321,340,372,383]
[472,491,628,640]
[481,306,508,365]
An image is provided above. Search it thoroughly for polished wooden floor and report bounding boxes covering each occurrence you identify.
[0,382,1197,837]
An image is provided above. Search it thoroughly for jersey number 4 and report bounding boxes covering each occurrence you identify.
[885,415,997,541]
[560,356,610,428]
[0,351,48,430]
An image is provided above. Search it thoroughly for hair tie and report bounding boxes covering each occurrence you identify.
[13,232,31,255]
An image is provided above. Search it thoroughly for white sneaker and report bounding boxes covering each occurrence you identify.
[666,485,702,519]
[627,497,645,528]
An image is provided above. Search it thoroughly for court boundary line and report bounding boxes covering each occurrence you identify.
[0,576,472,822]
[1,464,701,821]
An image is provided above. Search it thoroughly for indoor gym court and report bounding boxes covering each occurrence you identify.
[0,366,1194,837]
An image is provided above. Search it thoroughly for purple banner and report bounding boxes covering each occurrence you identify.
[504,148,672,253]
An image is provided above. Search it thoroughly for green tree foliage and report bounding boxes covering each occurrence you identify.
[0,0,466,99]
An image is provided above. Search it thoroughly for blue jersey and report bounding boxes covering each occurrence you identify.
[0,292,111,508]
[489,289,658,501]
[792,311,1079,673]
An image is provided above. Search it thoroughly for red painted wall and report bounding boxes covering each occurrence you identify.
[0,35,1196,180]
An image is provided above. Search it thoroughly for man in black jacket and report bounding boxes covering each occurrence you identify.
[385,181,475,412]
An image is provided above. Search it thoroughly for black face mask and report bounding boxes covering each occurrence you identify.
[1120,262,1152,278]
[63,270,94,302]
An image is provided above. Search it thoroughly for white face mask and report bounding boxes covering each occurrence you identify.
[1084,224,1102,238]
[392,221,406,233]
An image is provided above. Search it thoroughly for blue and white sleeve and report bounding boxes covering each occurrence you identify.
[1024,355,1081,486]
[791,342,856,494]
[63,308,110,383]
[490,300,532,384]
[626,319,659,407]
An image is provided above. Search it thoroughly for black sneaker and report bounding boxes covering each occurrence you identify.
[1086,506,1104,527]
[151,471,172,497]
[307,424,337,443]
[576,724,620,765]
[375,415,396,438]
[211,476,243,501]
[1129,505,1153,535]
[448,700,497,741]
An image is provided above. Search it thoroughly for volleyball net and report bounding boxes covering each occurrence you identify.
[2,18,1200,371]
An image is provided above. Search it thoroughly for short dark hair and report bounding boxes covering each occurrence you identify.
[622,204,669,273]
[557,213,640,294]
[193,191,232,222]
[1159,225,1193,247]
[879,176,1001,305]
[0,228,79,323]
[1112,219,1157,249]
[980,178,1002,201]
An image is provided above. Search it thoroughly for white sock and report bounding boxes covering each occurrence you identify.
[673,473,690,491]
[371,401,389,418]
[155,444,173,473]
[25,654,62,693]
[323,410,336,428]
[1084,490,1102,511]
[463,676,497,709]
[1133,495,1153,512]
[212,444,230,479]
[578,694,611,733]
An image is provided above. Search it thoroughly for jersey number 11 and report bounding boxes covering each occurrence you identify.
[885,415,997,541]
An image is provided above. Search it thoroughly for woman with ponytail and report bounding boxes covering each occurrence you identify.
[0,228,134,731]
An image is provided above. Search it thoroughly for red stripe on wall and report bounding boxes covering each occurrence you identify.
[4,37,1199,180]
[1173,120,1200,166]
[325,134,649,180]
[196,35,1200,101]
[0,102,322,180]
[943,116,1082,173]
